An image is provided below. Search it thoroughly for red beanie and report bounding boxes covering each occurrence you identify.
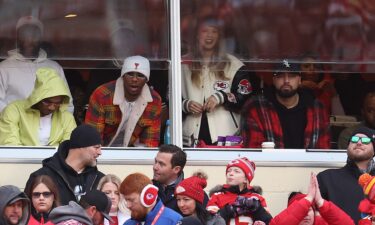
[359,173,375,203]
[175,171,207,204]
[288,193,306,206]
[226,157,256,182]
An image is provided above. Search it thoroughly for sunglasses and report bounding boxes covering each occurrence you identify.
[32,192,53,198]
[350,136,372,145]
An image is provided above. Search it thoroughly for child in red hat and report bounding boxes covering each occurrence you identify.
[206,157,272,225]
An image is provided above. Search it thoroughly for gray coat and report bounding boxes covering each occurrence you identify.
[49,201,93,225]
[0,185,30,225]
[206,214,226,225]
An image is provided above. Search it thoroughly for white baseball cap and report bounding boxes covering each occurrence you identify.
[121,55,150,80]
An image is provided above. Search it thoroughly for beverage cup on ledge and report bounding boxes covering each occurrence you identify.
[261,142,275,149]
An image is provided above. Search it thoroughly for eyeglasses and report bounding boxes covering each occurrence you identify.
[32,192,53,198]
[124,72,147,80]
[350,136,372,145]
[41,100,62,107]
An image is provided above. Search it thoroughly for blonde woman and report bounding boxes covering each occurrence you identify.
[97,174,130,225]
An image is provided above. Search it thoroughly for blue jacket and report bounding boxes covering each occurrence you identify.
[124,200,182,225]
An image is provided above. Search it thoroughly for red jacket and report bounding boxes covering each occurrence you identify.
[28,215,54,225]
[270,198,354,225]
[207,185,269,225]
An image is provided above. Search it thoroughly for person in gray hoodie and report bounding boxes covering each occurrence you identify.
[49,201,93,225]
[0,185,30,225]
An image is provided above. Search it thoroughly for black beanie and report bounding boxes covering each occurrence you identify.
[70,124,101,149]
[350,127,375,146]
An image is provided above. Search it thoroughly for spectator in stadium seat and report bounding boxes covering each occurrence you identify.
[241,59,330,149]
[25,175,60,225]
[54,191,114,225]
[152,144,187,214]
[0,67,76,146]
[0,15,73,113]
[207,157,272,225]
[25,124,105,205]
[120,173,182,225]
[338,91,375,149]
[174,171,225,225]
[0,185,30,225]
[97,174,131,225]
[270,173,354,225]
[317,126,375,224]
[181,17,260,147]
[85,55,162,147]
[357,173,375,224]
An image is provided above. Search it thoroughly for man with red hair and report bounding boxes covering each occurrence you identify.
[120,173,182,225]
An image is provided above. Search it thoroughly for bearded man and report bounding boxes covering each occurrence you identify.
[241,59,330,149]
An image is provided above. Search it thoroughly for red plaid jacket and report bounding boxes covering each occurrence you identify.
[85,80,162,147]
[241,91,330,149]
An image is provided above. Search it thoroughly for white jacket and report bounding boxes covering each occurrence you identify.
[182,54,244,146]
[0,49,73,112]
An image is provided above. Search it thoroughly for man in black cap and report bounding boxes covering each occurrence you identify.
[25,124,105,205]
[49,190,113,225]
[318,126,375,224]
[241,59,330,149]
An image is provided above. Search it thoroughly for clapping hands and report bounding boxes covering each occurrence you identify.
[306,172,324,208]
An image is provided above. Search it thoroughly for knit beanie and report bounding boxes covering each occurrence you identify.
[359,173,375,203]
[350,127,375,146]
[175,171,207,204]
[70,124,101,149]
[226,157,256,182]
[121,55,150,81]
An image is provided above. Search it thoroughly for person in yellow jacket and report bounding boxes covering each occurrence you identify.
[0,67,76,146]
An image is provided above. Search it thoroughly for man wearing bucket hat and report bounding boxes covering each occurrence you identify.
[0,185,30,225]
[85,55,162,147]
[241,58,330,149]
[318,127,375,223]
[0,16,73,113]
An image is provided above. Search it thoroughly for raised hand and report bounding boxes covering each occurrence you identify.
[313,173,324,208]
[306,172,316,203]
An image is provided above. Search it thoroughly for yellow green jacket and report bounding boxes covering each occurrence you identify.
[0,67,76,146]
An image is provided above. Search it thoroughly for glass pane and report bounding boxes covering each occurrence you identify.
[0,0,169,147]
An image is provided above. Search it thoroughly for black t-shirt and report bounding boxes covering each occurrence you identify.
[274,96,307,149]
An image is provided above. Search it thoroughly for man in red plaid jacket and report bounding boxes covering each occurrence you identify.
[241,59,330,149]
[85,56,162,147]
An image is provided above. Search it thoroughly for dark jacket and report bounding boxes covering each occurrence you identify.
[25,140,104,205]
[317,160,375,224]
[153,173,184,214]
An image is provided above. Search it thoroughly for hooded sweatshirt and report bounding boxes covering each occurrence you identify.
[0,185,30,225]
[49,201,92,225]
[25,140,104,205]
[0,67,76,146]
[0,49,73,112]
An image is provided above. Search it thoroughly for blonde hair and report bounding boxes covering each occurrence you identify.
[97,174,129,215]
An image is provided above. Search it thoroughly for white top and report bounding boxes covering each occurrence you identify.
[39,114,52,145]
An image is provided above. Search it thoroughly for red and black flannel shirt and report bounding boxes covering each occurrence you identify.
[85,80,162,147]
[241,91,330,149]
